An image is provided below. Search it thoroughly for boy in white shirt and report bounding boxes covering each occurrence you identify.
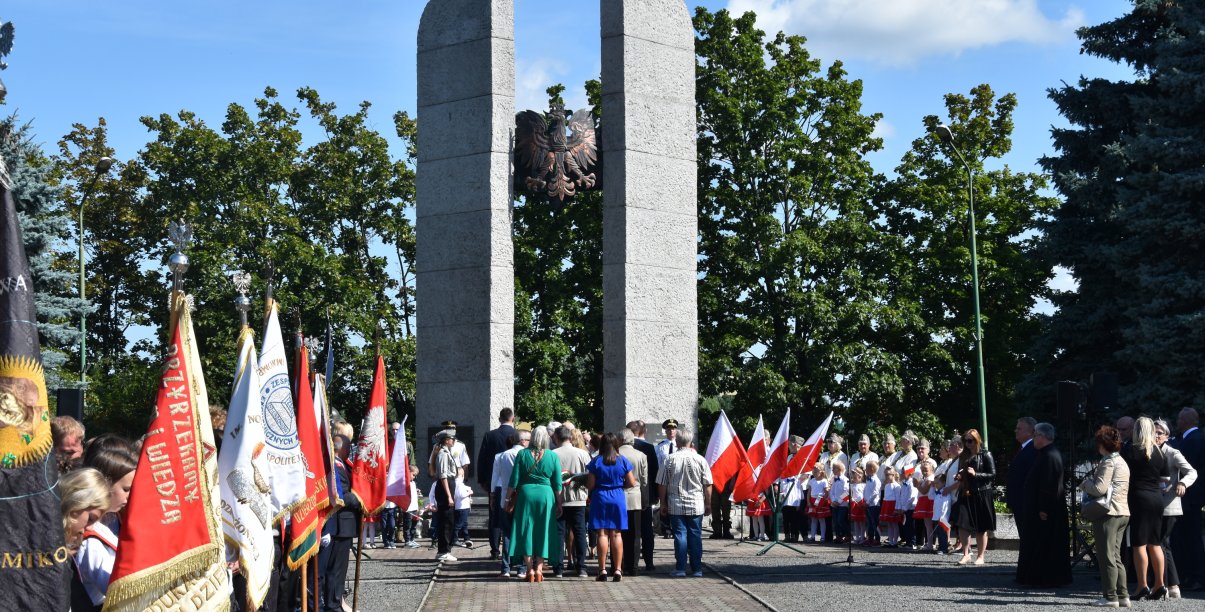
[828,461,851,543]
[863,460,882,545]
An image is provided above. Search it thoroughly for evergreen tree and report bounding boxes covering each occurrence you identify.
[1033,0,1204,410]
[2,114,89,390]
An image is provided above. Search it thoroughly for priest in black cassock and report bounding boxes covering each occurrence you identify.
[1015,422,1072,587]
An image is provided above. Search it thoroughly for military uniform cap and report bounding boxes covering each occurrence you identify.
[662,419,678,429]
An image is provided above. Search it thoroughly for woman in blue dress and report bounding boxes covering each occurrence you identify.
[586,432,637,581]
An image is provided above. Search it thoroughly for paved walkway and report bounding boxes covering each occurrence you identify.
[351,530,1205,611]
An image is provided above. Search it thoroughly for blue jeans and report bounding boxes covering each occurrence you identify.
[867,505,881,540]
[670,514,703,573]
[381,507,397,544]
[558,505,588,573]
[454,509,470,542]
[832,505,850,539]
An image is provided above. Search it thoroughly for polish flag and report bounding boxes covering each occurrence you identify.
[704,411,751,493]
[747,414,767,473]
[775,412,834,482]
[751,409,791,494]
[385,415,412,510]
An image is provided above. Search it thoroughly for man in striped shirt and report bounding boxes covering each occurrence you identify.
[657,430,713,577]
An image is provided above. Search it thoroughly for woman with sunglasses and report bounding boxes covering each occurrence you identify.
[950,429,995,565]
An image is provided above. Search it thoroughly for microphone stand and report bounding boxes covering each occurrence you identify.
[826,427,877,567]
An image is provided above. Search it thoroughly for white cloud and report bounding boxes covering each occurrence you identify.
[726,0,1084,66]
[870,117,896,139]
[514,56,590,114]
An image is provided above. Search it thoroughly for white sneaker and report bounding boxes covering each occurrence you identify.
[1089,598,1118,608]
[438,553,458,562]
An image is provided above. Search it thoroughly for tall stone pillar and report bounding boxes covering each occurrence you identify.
[600,1,698,436]
[416,0,514,480]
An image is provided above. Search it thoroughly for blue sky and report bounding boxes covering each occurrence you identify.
[4,0,1135,297]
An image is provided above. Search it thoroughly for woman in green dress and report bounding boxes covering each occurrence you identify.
[508,426,563,581]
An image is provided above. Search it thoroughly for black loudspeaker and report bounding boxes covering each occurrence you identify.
[1089,372,1118,412]
[1056,381,1085,419]
[56,388,85,422]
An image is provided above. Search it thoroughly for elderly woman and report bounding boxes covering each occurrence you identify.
[508,426,563,582]
[1123,417,1169,600]
[1081,425,1130,607]
[1153,418,1196,600]
[950,429,995,565]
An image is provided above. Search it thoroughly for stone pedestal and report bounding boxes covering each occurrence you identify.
[416,0,515,476]
[600,0,699,435]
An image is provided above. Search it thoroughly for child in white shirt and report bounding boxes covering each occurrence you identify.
[850,468,867,544]
[828,461,850,543]
[863,460,882,545]
[806,463,831,542]
[879,467,902,547]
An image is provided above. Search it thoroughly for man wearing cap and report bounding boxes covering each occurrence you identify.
[878,433,900,481]
[850,434,878,472]
[478,408,517,560]
[441,419,472,471]
[819,434,848,478]
[656,419,680,537]
[432,429,461,562]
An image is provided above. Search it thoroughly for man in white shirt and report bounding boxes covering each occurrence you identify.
[657,430,713,577]
[490,427,530,577]
[896,431,919,548]
[878,433,900,481]
[655,419,680,537]
[553,426,592,578]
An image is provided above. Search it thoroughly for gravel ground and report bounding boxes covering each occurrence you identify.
[345,547,436,612]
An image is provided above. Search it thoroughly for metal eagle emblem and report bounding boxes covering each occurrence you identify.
[514,102,599,201]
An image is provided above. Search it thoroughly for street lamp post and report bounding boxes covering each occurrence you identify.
[935,125,989,450]
[78,157,114,386]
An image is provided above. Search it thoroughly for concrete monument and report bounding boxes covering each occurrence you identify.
[416,0,697,473]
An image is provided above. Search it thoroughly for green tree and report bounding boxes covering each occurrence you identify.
[694,8,903,434]
[2,114,89,390]
[512,83,605,430]
[1032,0,1204,410]
[879,85,1059,445]
[54,87,418,435]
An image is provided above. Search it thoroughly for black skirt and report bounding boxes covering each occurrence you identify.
[1127,488,1163,546]
[952,490,996,533]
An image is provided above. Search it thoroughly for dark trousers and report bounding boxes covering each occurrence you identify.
[319,537,353,612]
[622,509,642,575]
[640,506,655,566]
[558,505,588,572]
[867,505,881,541]
[832,506,851,540]
[901,510,915,546]
[402,510,419,542]
[435,479,456,554]
[454,508,470,542]
[489,488,504,556]
[1171,504,1204,585]
[1162,516,1179,586]
[380,507,397,545]
[782,506,800,541]
[710,490,732,537]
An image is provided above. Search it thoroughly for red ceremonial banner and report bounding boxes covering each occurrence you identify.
[350,355,389,515]
[105,311,225,611]
[286,343,330,570]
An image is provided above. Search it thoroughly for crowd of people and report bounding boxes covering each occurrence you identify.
[50,402,1205,609]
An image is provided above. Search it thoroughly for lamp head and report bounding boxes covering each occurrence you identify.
[95,157,114,174]
[935,124,954,144]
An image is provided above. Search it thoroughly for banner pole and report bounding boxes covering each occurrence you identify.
[301,562,308,612]
[352,523,365,612]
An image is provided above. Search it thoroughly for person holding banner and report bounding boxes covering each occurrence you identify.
[320,434,362,612]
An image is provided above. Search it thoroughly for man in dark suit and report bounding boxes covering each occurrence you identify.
[319,435,362,612]
[1007,417,1037,540]
[628,419,659,571]
[477,408,516,560]
[1170,407,1203,590]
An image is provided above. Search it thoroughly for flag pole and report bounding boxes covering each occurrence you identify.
[352,524,365,612]
[300,562,308,612]
[755,484,807,556]
[312,555,319,612]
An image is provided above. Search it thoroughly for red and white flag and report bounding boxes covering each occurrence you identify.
[751,409,791,494]
[704,411,750,493]
[385,415,412,510]
[775,412,834,482]
[350,355,389,515]
[746,414,767,472]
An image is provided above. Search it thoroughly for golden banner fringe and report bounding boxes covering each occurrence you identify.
[102,544,226,612]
